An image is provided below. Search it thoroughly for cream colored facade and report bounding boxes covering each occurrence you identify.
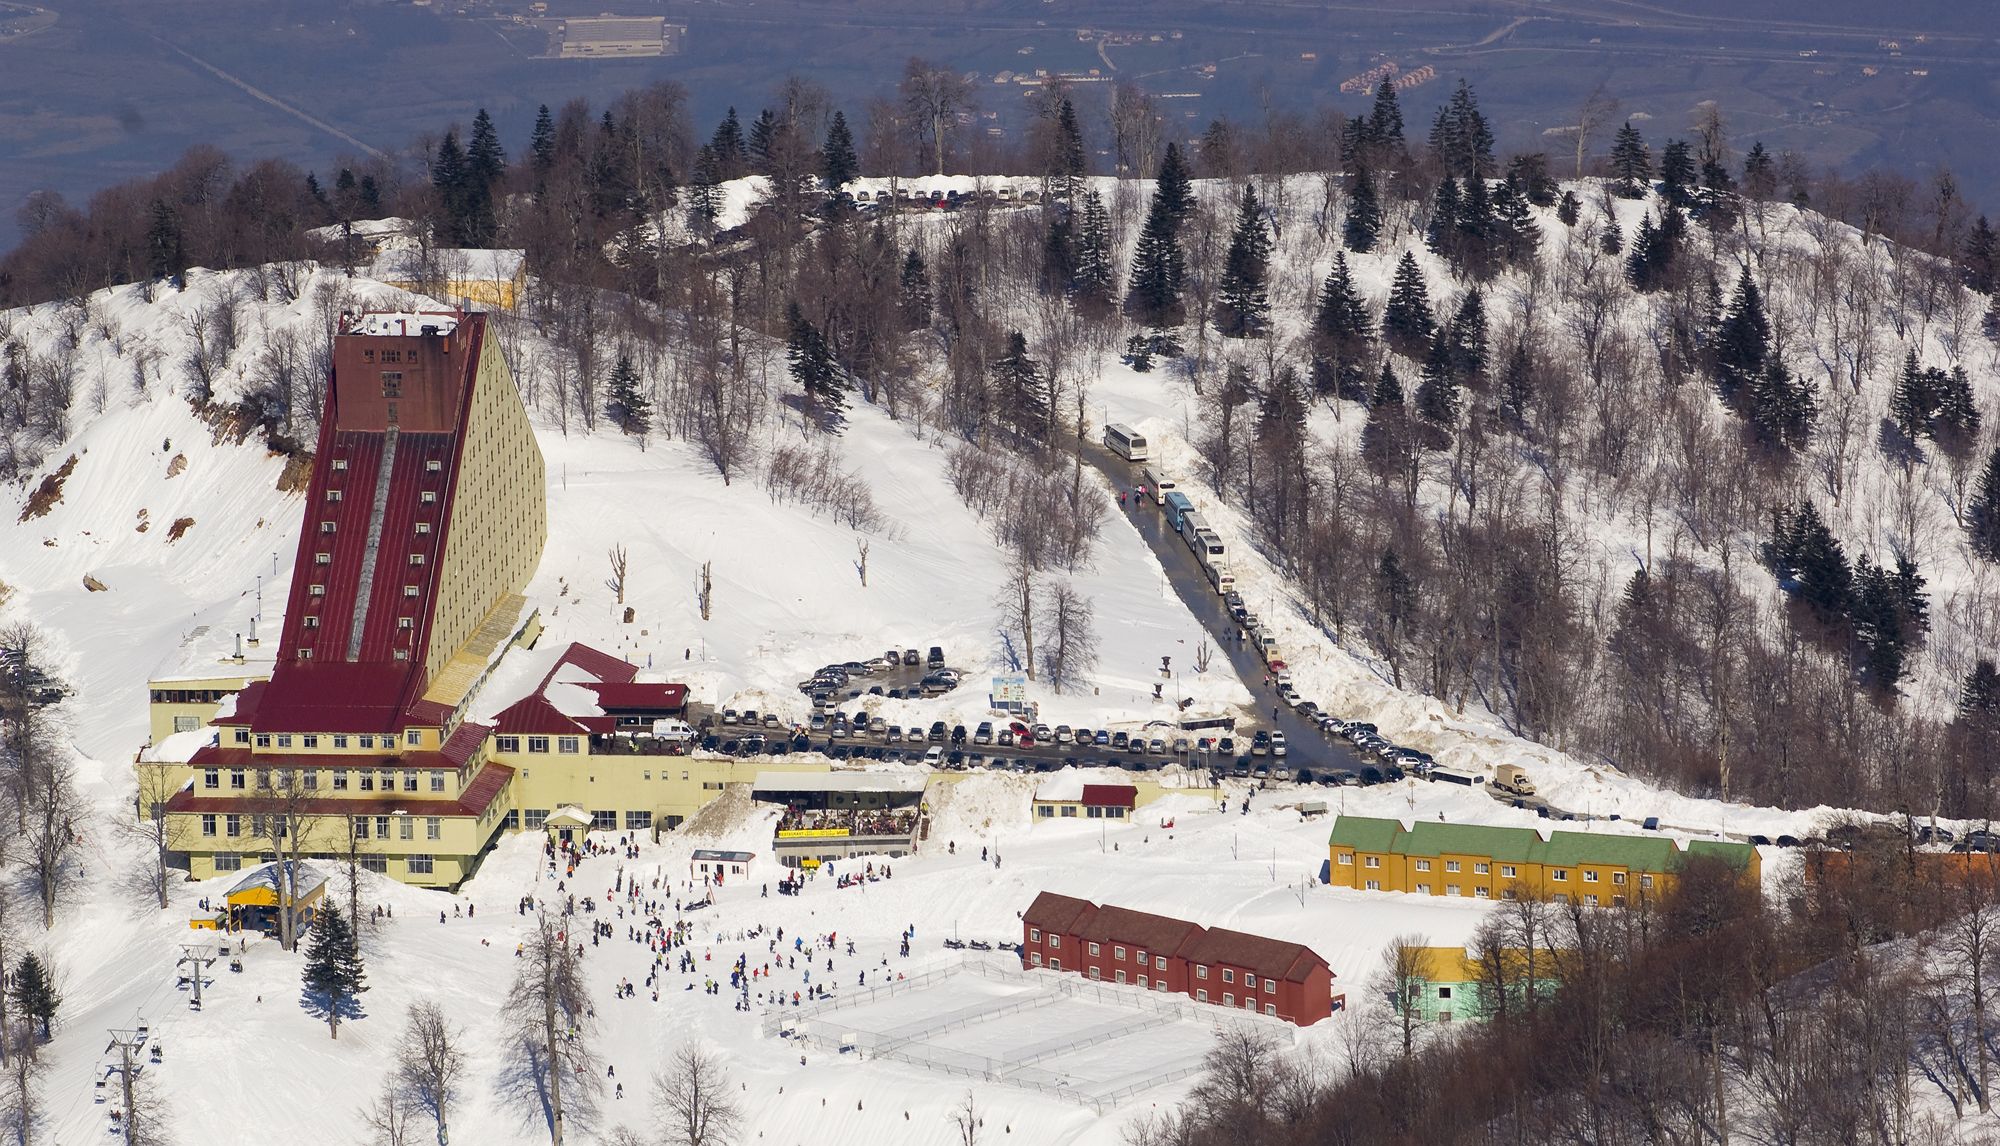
[146,671,269,747]
[498,742,828,832]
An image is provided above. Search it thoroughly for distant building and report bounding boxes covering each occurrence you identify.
[1021,891,1338,1026]
[1392,944,1562,1023]
[366,248,527,311]
[558,16,679,59]
[1326,815,1761,903]
[691,849,755,882]
[753,772,929,867]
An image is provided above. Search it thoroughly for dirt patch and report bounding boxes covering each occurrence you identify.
[17,454,77,523]
[165,453,187,478]
[166,516,195,543]
[135,508,150,533]
[276,452,314,493]
[82,574,107,592]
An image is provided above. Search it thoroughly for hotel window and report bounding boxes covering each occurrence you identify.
[1138,975,1148,989]
[1030,953,1043,966]
[1554,893,1570,904]
[1245,973,1256,988]
[1264,1004,1277,1016]
[558,736,580,754]
[1365,879,1381,890]
[230,769,246,789]
[1501,865,1517,878]
[528,737,550,754]
[1585,894,1600,907]
[303,771,319,791]
[401,772,417,792]
[407,730,421,746]
[625,811,651,830]
[1416,882,1433,894]
[1445,860,1460,872]
[1049,936,1060,948]
[326,490,343,502]
[397,817,413,841]
[409,554,425,565]
[333,735,348,749]
[1613,895,1627,907]
[302,735,318,749]
[426,817,442,840]
[1089,943,1100,956]
[1551,870,1568,882]
[225,814,241,837]
[1196,989,1208,1003]
[200,815,215,836]
[1584,870,1599,883]
[1337,853,1353,865]
[332,771,348,791]
[407,855,434,875]
[415,522,431,534]
[1475,862,1490,874]
[203,769,219,789]
[374,816,390,839]
[214,853,242,872]
[1364,856,1380,869]
[404,585,419,597]
[1446,884,1460,896]
[1195,965,1208,980]
[429,771,445,792]
[310,585,325,596]
[1475,887,1490,899]
[352,817,369,840]
[1222,969,1234,983]
[1414,860,1431,872]
[314,552,331,565]
[320,521,336,533]
[421,492,437,504]
[1265,980,1275,994]
[378,771,394,791]
[255,771,271,789]
[496,736,520,752]
[1114,946,1125,961]
[1640,874,1654,890]
[1050,958,1061,971]
[234,729,249,744]
[359,736,375,749]
[358,773,374,791]
[332,459,348,471]
[1222,994,1234,1006]
[1613,871,1627,885]
[1114,970,1126,984]
[1029,929,1041,942]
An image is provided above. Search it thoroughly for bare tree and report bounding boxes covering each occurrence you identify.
[1368,933,1432,1062]
[0,1028,40,1146]
[361,1081,416,1146]
[1037,579,1099,692]
[502,910,599,1145]
[997,552,1037,681]
[21,747,80,930]
[900,58,973,176]
[130,762,188,910]
[949,1089,981,1146]
[698,562,713,622]
[607,544,629,607]
[651,1041,742,1146]
[246,767,328,951]
[854,536,870,588]
[397,1000,467,1142]
[1572,85,1618,179]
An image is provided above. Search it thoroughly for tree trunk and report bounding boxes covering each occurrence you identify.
[544,993,565,1146]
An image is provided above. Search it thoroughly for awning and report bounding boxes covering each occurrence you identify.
[545,806,593,829]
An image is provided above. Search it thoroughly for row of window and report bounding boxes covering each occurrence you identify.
[1028,930,1276,991]
[519,810,652,831]
[151,688,230,705]
[495,735,581,754]
[1026,953,1283,1016]
[233,729,425,750]
[1339,853,1656,891]
[210,851,432,875]
[1035,805,1129,819]
[204,768,448,794]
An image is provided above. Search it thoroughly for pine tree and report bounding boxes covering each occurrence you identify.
[1600,216,1623,256]
[711,108,749,180]
[688,145,722,236]
[1969,445,2000,562]
[1413,328,1460,437]
[1610,122,1652,198]
[1343,166,1381,253]
[1125,182,1188,326]
[1428,80,1494,179]
[747,109,779,176]
[1041,209,1077,296]
[822,110,858,191]
[1964,215,1998,295]
[1155,142,1195,231]
[1313,252,1373,354]
[1446,289,1489,385]
[1361,362,1412,481]
[1216,184,1273,337]
[1382,253,1436,358]
[1714,267,1771,404]
[1454,174,1496,277]
[786,302,847,426]
[1658,139,1696,209]
[1506,152,1558,207]
[1499,341,1535,430]
[430,129,470,245]
[1072,190,1115,313]
[145,198,184,284]
[1742,141,1776,201]
[529,104,557,178]
[1744,361,1816,453]
[1427,177,1461,257]
[1852,556,1909,689]
[11,953,58,1041]
[1771,501,1852,627]
[991,331,1050,441]
[605,353,652,437]
[1934,365,1982,453]
[898,249,932,331]
[1556,190,1580,227]
[468,109,506,189]
[1961,659,2000,724]
[302,907,367,1040]
[1368,79,1405,153]
[1051,97,1087,201]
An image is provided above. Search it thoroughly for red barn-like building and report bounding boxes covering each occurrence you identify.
[1020,891,1339,1026]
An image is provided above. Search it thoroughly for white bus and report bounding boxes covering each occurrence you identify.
[1141,466,1176,503]
[1103,422,1150,462]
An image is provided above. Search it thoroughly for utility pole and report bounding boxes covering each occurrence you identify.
[106,1026,147,1144]
[179,944,216,1010]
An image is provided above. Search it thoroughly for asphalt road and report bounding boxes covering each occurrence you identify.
[1083,444,1375,781]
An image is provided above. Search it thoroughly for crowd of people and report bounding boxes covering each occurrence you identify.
[775,807,920,836]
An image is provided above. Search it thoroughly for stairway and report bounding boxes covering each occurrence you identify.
[346,427,398,661]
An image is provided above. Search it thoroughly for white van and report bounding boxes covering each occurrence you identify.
[650,718,696,743]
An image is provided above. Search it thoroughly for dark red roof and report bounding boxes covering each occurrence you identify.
[165,763,513,819]
[491,693,587,737]
[1080,784,1137,808]
[1023,891,1097,935]
[1176,926,1330,984]
[1078,904,1201,954]
[440,721,491,768]
[537,642,637,691]
[255,315,489,735]
[581,681,687,711]
[190,745,457,772]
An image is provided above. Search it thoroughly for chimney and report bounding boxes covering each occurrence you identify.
[233,633,246,664]
[247,616,259,647]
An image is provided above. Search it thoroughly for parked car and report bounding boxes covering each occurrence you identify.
[1148,738,1167,755]
[903,649,922,666]
[1055,725,1074,744]
[1218,736,1236,755]
[974,722,995,744]
[998,728,1016,746]
[1251,731,1271,756]
[924,746,945,765]
[1111,731,1130,749]
[928,646,946,669]
[1270,732,1288,757]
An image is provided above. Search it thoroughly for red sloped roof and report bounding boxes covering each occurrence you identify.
[440,721,491,768]
[1077,903,1201,954]
[1080,784,1137,808]
[581,681,687,711]
[491,693,587,737]
[1175,925,1330,984]
[537,642,637,691]
[250,663,424,735]
[1023,890,1097,935]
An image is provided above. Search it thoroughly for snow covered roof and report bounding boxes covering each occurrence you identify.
[493,643,683,736]
[692,849,755,863]
[1033,774,1136,807]
[751,772,928,795]
[225,861,329,904]
[341,311,459,337]
[140,726,217,764]
[365,249,526,285]
[545,806,592,827]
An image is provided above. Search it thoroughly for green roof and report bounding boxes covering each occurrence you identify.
[1329,815,1760,874]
